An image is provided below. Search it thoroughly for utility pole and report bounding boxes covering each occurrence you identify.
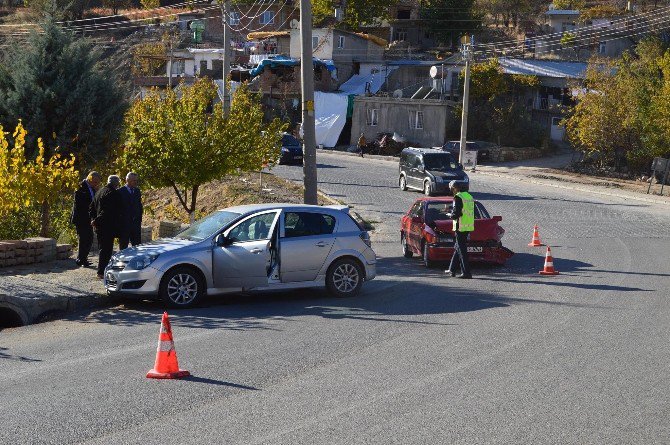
[220,0,231,114]
[300,0,318,205]
[459,35,473,169]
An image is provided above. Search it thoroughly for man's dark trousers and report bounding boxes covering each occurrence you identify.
[97,231,115,275]
[119,226,140,250]
[76,224,94,263]
[448,231,471,276]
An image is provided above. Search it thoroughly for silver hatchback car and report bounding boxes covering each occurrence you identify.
[104,204,376,307]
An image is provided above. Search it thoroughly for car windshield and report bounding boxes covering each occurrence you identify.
[282,135,300,146]
[175,211,241,241]
[423,153,458,171]
[425,202,452,223]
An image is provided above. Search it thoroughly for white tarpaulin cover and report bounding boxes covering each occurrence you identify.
[339,67,397,95]
[312,91,349,148]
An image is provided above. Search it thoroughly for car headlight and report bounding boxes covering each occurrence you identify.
[281,147,290,152]
[126,254,159,270]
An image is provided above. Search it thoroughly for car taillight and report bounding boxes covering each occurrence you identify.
[359,231,372,247]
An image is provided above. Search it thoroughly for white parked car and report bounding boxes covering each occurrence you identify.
[104,204,376,307]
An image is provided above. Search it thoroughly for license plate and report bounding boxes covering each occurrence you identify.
[468,247,483,253]
[294,156,303,160]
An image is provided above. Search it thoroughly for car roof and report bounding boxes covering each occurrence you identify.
[403,147,449,154]
[220,203,349,214]
[414,197,481,204]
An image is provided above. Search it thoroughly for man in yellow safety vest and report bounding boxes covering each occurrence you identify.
[445,180,474,278]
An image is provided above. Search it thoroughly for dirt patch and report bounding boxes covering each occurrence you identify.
[142,171,330,228]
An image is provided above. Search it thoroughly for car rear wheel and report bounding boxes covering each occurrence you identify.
[423,243,436,268]
[399,175,407,191]
[159,266,204,308]
[423,181,433,196]
[401,233,413,258]
[326,258,363,298]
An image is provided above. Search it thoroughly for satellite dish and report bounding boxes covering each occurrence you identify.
[393,89,403,98]
[290,19,300,29]
[429,66,438,78]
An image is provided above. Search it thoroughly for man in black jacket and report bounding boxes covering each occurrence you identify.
[70,171,101,267]
[89,175,123,278]
[118,172,143,250]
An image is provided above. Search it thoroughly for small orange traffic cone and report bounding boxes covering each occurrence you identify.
[146,312,190,379]
[528,225,544,247]
[539,246,559,275]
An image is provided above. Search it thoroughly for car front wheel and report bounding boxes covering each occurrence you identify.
[326,258,364,298]
[159,266,205,308]
[401,233,413,258]
[424,181,433,196]
[423,243,436,268]
[399,175,407,191]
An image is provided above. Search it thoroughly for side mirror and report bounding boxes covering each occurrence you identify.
[215,233,231,247]
[411,216,423,224]
[493,216,502,222]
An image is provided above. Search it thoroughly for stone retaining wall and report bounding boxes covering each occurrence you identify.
[489,146,545,163]
[0,238,72,268]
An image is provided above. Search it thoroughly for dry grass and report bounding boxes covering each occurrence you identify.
[142,171,330,228]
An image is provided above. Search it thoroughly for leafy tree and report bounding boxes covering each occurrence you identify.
[565,38,670,172]
[476,0,540,28]
[423,0,482,47]
[459,59,542,147]
[0,14,126,166]
[0,122,79,236]
[312,0,391,30]
[24,0,90,20]
[122,79,286,222]
[140,0,159,8]
[551,0,585,10]
[102,0,132,15]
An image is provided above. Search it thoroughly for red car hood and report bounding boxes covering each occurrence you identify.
[433,219,503,242]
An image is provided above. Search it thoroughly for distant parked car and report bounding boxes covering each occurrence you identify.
[278,133,303,165]
[104,204,376,307]
[399,147,469,196]
[400,197,514,268]
[441,140,496,163]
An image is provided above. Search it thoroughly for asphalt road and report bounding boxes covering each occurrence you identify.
[2,152,670,444]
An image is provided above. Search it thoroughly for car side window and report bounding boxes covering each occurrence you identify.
[284,212,336,238]
[228,213,276,243]
[409,202,422,218]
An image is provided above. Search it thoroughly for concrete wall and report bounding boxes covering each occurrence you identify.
[290,29,334,60]
[350,97,453,147]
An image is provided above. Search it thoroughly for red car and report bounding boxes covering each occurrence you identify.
[400,197,514,268]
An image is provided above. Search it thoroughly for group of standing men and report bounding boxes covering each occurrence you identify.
[70,172,144,279]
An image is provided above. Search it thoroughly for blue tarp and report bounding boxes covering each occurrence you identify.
[249,55,336,78]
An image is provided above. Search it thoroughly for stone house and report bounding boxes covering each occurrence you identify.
[350,96,457,148]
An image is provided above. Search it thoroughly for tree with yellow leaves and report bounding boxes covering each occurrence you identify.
[0,122,79,237]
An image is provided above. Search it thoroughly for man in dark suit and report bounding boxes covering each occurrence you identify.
[70,171,101,267]
[118,172,143,250]
[89,175,123,279]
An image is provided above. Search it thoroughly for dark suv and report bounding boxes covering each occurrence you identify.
[278,133,303,165]
[399,147,469,196]
[442,140,495,163]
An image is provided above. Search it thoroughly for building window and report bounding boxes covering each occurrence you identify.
[598,41,607,54]
[229,12,240,26]
[259,11,275,25]
[394,28,407,42]
[409,111,424,130]
[312,36,319,49]
[366,109,379,126]
[397,9,411,20]
[338,35,345,49]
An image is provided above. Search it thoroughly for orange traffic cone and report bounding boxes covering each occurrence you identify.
[539,246,559,275]
[146,312,190,379]
[528,225,544,247]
